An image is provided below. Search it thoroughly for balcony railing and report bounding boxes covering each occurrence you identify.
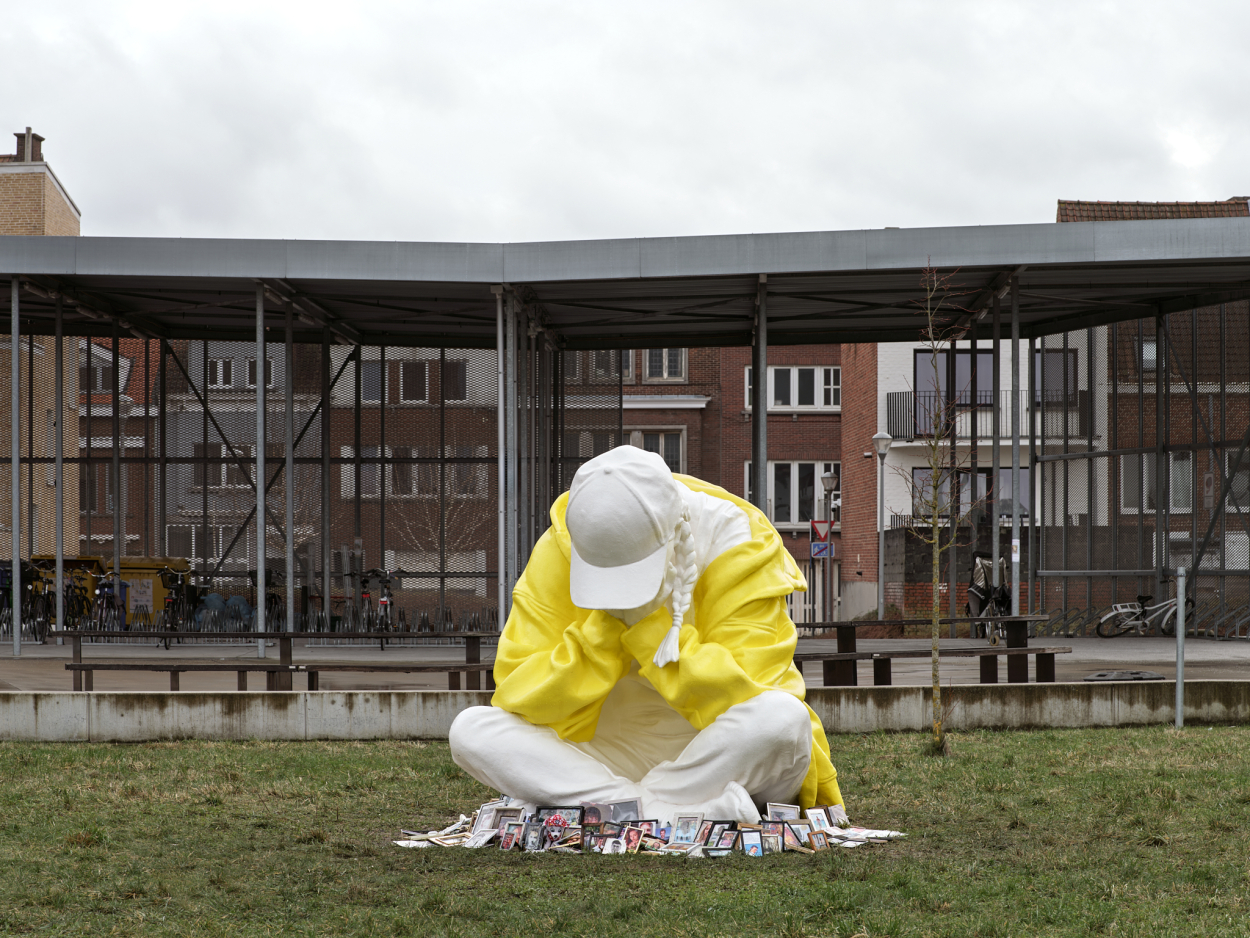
[885,390,1091,441]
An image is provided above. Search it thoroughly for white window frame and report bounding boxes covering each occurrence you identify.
[744,366,840,412]
[1120,452,1193,514]
[360,360,386,404]
[591,350,633,384]
[643,348,687,383]
[247,357,275,389]
[629,428,685,474]
[398,360,429,404]
[343,445,488,499]
[743,459,839,530]
[207,358,233,389]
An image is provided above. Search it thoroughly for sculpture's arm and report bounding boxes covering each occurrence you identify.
[490,533,631,742]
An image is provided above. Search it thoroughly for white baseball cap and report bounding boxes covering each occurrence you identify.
[566,445,683,610]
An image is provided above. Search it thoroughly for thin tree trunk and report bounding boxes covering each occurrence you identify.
[932,514,942,743]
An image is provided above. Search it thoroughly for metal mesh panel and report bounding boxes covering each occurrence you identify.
[1037,304,1250,639]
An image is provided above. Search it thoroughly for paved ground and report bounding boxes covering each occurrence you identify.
[1,633,1247,692]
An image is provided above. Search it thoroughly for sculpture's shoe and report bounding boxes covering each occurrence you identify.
[641,781,760,826]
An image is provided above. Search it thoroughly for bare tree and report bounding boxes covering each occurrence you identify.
[899,264,981,752]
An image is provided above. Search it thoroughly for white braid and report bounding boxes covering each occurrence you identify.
[654,506,697,668]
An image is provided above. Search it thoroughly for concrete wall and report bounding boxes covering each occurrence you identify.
[3,682,1248,742]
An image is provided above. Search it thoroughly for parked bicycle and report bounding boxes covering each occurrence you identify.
[1097,582,1194,637]
[158,566,197,648]
[249,568,286,629]
[966,552,1011,644]
[361,568,395,630]
[89,571,128,631]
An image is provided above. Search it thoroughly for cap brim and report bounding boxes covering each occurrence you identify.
[569,541,668,611]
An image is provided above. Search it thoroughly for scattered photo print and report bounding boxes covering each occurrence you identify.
[671,815,703,844]
[608,800,642,823]
[805,806,831,832]
[766,803,801,822]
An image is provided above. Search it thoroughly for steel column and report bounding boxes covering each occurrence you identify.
[10,278,20,655]
[505,293,518,612]
[112,323,121,578]
[321,328,331,623]
[991,293,1001,592]
[255,286,266,656]
[1010,276,1021,615]
[284,302,295,632]
[1028,336,1037,614]
[495,288,505,621]
[158,340,166,555]
[1155,315,1166,606]
[55,297,64,641]
[752,276,768,513]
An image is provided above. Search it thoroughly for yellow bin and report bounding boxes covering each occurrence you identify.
[118,557,192,626]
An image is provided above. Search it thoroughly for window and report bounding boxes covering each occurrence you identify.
[1121,453,1192,513]
[1032,349,1079,405]
[1141,338,1158,372]
[207,358,232,389]
[913,350,994,403]
[165,525,230,563]
[912,467,1028,518]
[400,362,428,402]
[1226,453,1250,511]
[361,361,384,404]
[442,360,467,401]
[744,460,838,528]
[562,351,581,381]
[745,366,840,411]
[247,357,274,388]
[79,363,115,393]
[79,463,110,513]
[592,350,633,383]
[644,348,686,382]
[361,446,381,497]
[642,432,683,473]
[194,443,254,489]
[566,431,618,461]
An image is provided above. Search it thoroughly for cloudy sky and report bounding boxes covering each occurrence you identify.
[6,1,1247,243]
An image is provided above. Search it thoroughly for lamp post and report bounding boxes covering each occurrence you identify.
[872,432,893,620]
[821,469,837,623]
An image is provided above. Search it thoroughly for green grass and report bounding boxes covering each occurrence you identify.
[1,727,1249,937]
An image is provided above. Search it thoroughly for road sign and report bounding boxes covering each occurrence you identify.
[810,520,831,542]
[811,541,831,559]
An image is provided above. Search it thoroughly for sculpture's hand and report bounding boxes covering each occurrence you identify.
[653,625,681,668]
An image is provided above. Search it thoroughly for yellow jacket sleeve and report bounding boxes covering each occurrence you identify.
[490,476,844,809]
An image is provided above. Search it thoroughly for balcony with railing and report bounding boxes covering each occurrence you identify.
[885,390,1092,441]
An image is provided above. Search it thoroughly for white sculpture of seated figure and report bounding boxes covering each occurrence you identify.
[450,445,845,823]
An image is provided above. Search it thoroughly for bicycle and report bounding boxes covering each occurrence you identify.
[61,569,93,631]
[158,566,196,648]
[1097,584,1195,638]
[89,571,128,632]
[361,568,395,631]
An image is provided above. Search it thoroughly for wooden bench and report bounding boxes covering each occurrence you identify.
[64,630,498,692]
[793,646,1072,686]
[793,616,1058,686]
[65,661,496,691]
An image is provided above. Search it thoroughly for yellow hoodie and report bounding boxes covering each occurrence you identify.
[490,474,843,810]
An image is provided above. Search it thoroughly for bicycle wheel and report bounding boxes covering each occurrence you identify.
[1158,608,1177,637]
[1096,613,1137,638]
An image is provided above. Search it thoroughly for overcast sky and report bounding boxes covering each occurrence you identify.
[6,1,1248,243]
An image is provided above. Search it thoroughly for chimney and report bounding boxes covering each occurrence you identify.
[13,127,45,162]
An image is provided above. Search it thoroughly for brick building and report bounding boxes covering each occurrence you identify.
[0,129,80,237]
[617,344,843,622]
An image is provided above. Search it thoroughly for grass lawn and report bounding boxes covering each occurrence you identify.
[1,726,1248,937]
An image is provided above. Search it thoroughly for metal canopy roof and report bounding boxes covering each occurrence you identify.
[3,216,1250,349]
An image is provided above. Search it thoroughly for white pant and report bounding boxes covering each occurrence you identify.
[450,684,811,824]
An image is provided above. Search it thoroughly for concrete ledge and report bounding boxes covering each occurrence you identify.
[1,683,1247,742]
[805,681,1250,733]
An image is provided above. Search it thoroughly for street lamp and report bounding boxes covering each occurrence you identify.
[872,432,893,620]
[821,469,837,623]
